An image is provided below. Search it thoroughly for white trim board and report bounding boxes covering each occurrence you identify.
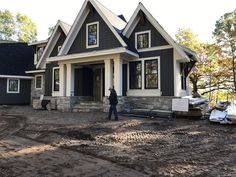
[7,78,20,94]
[47,47,139,63]
[28,39,48,46]
[0,75,33,79]
[137,45,173,52]
[25,70,45,74]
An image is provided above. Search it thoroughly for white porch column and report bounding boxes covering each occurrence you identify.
[104,59,113,96]
[66,63,74,96]
[59,64,66,96]
[114,57,123,96]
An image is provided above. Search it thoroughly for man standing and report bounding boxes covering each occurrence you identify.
[108,86,118,121]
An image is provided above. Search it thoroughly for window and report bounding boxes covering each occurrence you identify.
[7,79,20,93]
[129,61,142,89]
[135,31,151,49]
[145,59,158,89]
[180,63,187,90]
[37,47,44,62]
[86,22,99,48]
[35,75,42,89]
[58,46,62,52]
[53,68,59,92]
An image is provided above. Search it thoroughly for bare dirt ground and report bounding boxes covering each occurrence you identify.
[0,106,235,177]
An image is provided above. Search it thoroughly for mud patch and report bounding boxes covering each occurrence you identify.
[57,131,95,141]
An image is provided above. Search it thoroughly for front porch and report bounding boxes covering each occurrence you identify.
[56,54,125,101]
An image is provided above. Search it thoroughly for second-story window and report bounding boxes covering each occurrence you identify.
[135,30,151,50]
[86,22,99,48]
[37,47,44,62]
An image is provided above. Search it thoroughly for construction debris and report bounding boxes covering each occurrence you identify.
[173,96,209,118]
[209,101,236,124]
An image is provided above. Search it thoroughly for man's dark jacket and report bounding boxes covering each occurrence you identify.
[109,89,118,105]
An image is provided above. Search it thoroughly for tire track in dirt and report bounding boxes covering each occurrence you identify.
[0,114,26,140]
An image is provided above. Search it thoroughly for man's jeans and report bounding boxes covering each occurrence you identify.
[108,104,118,120]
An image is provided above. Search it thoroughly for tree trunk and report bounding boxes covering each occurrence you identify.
[232,51,236,92]
[230,41,236,92]
[190,75,200,97]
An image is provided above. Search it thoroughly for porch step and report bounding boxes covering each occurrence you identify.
[72,101,104,112]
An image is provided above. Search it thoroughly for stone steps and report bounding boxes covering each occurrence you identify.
[72,101,104,112]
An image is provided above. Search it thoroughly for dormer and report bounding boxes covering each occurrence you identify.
[29,20,71,70]
[28,40,48,66]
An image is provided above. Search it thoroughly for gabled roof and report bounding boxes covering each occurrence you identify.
[59,0,127,56]
[122,3,190,62]
[93,0,126,31]
[36,20,71,69]
[0,42,34,76]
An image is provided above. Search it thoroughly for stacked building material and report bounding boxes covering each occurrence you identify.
[174,96,209,118]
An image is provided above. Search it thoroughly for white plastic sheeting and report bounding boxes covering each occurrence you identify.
[209,104,236,124]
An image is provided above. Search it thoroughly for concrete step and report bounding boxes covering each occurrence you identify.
[79,101,103,106]
[73,105,104,109]
[72,108,103,112]
[72,101,104,112]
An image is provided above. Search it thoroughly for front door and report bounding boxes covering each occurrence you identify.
[94,68,102,101]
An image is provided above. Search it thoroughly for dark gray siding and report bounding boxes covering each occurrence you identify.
[0,78,31,105]
[45,62,58,96]
[139,49,174,96]
[49,29,66,57]
[68,9,122,54]
[129,15,169,47]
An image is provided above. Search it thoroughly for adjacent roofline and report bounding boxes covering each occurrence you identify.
[59,0,127,56]
[122,3,190,62]
[180,45,199,62]
[25,70,45,74]
[48,47,138,63]
[36,20,71,69]
[0,75,34,79]
[28,39,48,46]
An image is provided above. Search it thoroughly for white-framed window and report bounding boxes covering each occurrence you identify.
[135,30,151,50]
[86,21,99,48]
[129,61,142,89]
[7,78,20,93]
[129,57,160,90]
[35,75,43,89]
[37,46,44,62]
[145,59,159,89]
[58,45,62,52]
[52,67,60,92]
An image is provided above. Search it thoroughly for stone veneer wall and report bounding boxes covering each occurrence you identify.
[103,96,175,112]
[43,96,94,112]
[40,96,174,113]
[103,96,126,112]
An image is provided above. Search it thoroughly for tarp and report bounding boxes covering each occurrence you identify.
[209,103,236,124]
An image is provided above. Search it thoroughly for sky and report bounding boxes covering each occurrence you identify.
[0,0,235,43]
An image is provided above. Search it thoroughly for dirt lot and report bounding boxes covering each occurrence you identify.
[0,106,235,177]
